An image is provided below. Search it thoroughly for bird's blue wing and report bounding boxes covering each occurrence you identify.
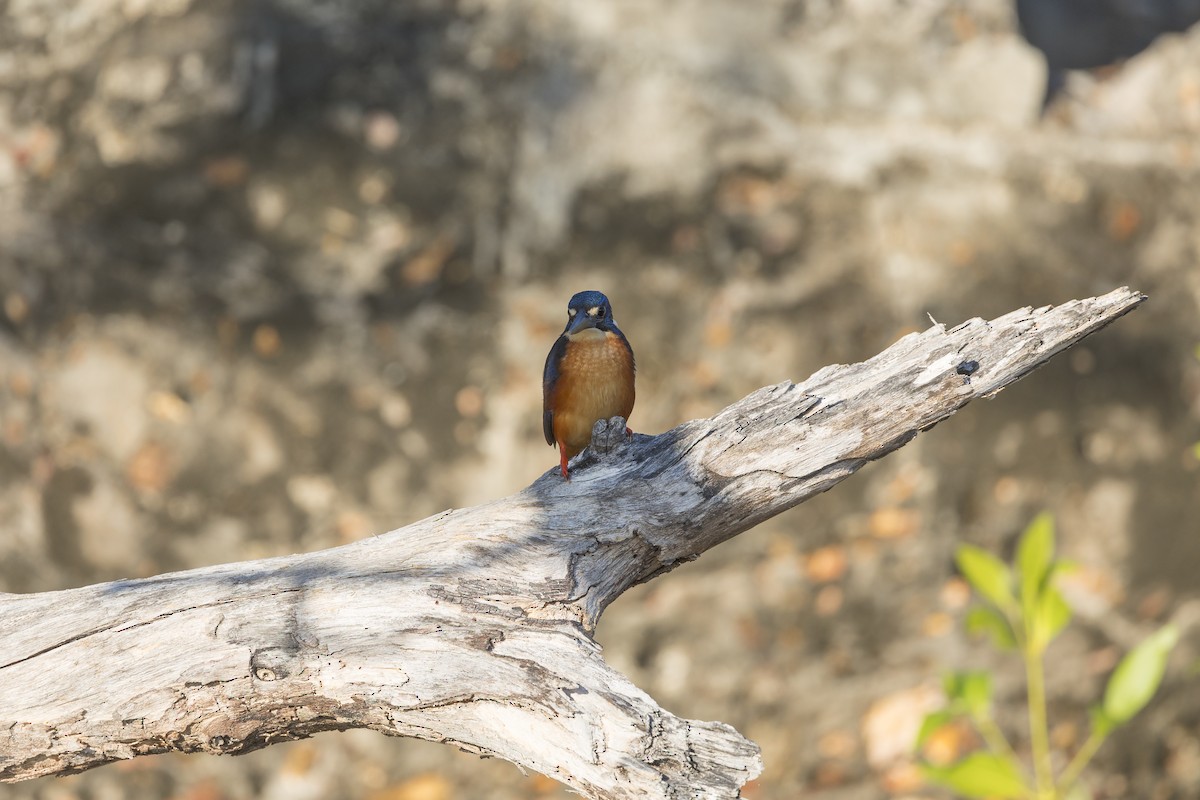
[542,335,567,446]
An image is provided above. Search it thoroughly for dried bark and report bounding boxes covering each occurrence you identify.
[0,288,1145,798]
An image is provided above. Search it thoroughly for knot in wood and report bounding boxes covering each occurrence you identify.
[249,646,292,681]
[208,734,234,751]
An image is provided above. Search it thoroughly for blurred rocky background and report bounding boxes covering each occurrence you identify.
[2,0,1199,798]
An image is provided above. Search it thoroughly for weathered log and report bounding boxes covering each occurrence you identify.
[0,288,1145,798]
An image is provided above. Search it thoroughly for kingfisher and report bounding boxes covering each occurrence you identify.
[542,290,636,478]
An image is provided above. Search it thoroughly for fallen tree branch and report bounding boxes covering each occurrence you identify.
[0,288,1145,797]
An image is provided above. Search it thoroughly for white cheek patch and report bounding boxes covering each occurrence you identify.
[587,306,600,317]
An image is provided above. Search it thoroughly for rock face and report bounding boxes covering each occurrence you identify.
[1,1,1199,799]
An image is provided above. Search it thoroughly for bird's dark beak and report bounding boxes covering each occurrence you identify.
[565,312,599,336]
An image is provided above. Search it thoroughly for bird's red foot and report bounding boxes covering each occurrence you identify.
[559,443,570,480]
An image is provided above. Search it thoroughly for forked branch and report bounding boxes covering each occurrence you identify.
[0,288,1145,798]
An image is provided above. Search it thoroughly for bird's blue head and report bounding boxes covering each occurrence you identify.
[562,290,618,337]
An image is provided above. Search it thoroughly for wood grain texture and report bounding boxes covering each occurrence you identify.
[0,288,1145,798]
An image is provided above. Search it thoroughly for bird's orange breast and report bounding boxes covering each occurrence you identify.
[551,331,635,457]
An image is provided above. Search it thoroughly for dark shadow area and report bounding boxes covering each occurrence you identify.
[9,0,507,331]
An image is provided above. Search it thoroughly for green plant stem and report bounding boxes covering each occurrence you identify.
[1057,729,1106,796]
[1024,646,1055,797]
[975,714,1020,765]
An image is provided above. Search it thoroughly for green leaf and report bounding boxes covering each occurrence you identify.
[922,753,1029,798]
[943,671,962,699]
[962,671,993,718]
[1018,512,1055,616]
[942,670,992,717]
[1029,585,1073,650]
[916,709,957,749]
[965,606,1018,650]
[956,545,1016,611]
[1090,704,1116,738]
[1017,512,1055,580]
[1103,624,1179,724]
[1049,559,1080,577]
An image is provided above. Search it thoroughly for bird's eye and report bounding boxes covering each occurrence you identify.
[599,305,606,317]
